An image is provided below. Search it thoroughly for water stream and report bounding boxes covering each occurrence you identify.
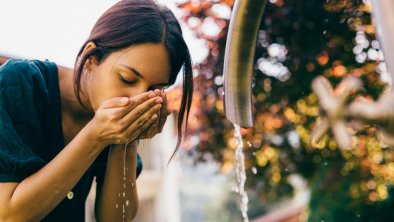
[233,124,250,222]
[123,144,127,222]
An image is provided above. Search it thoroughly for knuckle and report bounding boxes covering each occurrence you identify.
[108,113,117,121]
[120,133,127,140]
[115,125,123,133]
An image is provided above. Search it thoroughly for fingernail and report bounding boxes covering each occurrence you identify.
[156,98,163,103]
[120,98,129,105]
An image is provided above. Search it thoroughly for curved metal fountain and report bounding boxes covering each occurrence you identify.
[222,1,267,221]
[223,0,267,128]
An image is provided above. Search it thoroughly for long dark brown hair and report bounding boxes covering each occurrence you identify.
[73,0,193,160]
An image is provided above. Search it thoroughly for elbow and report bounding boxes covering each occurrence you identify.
[0,201,14,222]
[0,210,25,222]
[0,210,42,222]
[0,202,44,222]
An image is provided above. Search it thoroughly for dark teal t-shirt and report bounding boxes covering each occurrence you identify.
[0,59,142,221]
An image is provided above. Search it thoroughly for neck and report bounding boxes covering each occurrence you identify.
[58,66,94,121]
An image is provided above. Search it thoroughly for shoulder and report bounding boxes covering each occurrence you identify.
[0,59,56,88]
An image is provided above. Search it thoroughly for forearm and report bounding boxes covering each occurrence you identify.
[96,141,139,222]
[1,121,105,222]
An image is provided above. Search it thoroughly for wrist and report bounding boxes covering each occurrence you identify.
[84,120,107,151]
[110,140,138,150]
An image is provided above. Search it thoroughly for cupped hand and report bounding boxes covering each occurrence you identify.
[138,89,171,140]
[88,91,163,147]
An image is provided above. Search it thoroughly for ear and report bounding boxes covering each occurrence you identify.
[81,42,98,70]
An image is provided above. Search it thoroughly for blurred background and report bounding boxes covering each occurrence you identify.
[2,0,394,221]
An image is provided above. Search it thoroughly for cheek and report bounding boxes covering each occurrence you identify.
[87,72,114,110]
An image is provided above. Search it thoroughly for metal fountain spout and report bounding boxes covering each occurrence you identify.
[223,0,267,128]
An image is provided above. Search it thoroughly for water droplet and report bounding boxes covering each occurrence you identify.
[126,200,129,206]
[252,152,256,156]
[324,162,328,166]
[251,167,257,174]
[247,141,252,147]
[323,30,327,35]
[233,186,239,193]
[116,204,118,209]
[123,192,125,197]
[285,168,288,172]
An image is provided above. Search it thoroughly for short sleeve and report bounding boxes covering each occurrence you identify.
[0,59,48,182]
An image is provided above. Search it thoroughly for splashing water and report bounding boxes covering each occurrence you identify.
[233,124,249,222]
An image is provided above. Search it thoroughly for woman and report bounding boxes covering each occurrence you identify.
[0,0,193,221]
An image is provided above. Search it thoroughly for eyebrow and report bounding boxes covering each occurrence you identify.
[119,64,170,86]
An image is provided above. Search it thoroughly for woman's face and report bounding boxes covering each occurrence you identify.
[85,43,171,111]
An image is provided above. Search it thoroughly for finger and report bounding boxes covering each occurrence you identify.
[139,119,159,139]
[118,91,157,117]
[139,108,160,139]
[100,97,130,109]
[123,102,162,136]
[137,114,159,140]
[154,89,161,97]
[120,95,163,126]
[158,91,168,132]
[126,112,159,142]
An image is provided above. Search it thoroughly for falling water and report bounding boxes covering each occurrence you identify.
[122,143,128,222]
[233,124,249,222]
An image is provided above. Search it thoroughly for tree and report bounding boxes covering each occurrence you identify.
[176,0,394,221]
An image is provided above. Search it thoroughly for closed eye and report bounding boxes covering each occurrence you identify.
[119,74,136,85]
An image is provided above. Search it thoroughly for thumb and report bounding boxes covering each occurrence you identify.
[101,97,129,109]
